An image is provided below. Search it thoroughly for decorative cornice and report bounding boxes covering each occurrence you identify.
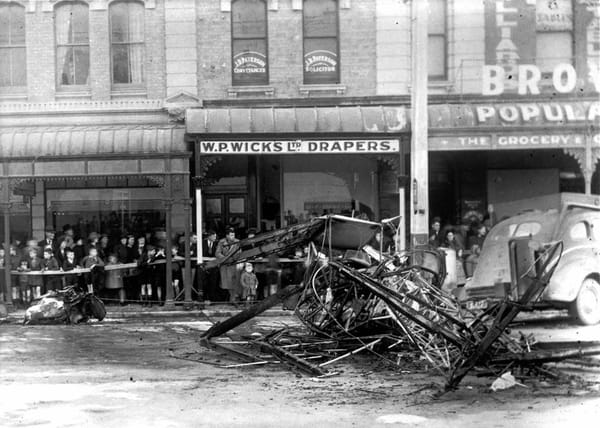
[0,99,164,114]
[0,124,183,132]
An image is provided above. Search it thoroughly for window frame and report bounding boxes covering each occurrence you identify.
[302,0,340,85]
[230,0,269,87]
[0,2,27,90]
[427,0,447,81]
[109,0,146,90]
[54,1,91,91]
[535,0,575,81]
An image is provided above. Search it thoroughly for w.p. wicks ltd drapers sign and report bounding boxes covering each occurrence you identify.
[482,0,600,95]
[199,140,400,155]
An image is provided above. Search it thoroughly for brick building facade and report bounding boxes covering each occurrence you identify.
[1,0,599,304]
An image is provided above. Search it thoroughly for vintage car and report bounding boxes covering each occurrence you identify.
[457,193,600,325]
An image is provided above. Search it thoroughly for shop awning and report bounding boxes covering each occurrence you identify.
[0,126,191,179]
[186,106,409,134]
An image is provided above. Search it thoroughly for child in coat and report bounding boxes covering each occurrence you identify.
[240,262,258,304]
[41,247,62,291]
[105,254,125,306]
[25,248,43,299]
[81,247,105,294]
[62,248,81,289]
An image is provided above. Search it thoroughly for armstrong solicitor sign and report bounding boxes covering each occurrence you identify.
[199,140,400,155]
[304,50,338,84]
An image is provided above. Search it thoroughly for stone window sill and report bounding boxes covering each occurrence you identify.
[299,84,346,97]
[111,90,148,99]
[228,86,275,98]
[56,90,91,100]
[407,81,454,93]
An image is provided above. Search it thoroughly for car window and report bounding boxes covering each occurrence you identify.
[591,219,600,241]
[569,221,589,241]
[513,222,541,238]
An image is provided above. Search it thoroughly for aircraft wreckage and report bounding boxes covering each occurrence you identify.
[198,215,600,391]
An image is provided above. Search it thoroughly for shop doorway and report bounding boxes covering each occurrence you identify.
[204,193,248,238]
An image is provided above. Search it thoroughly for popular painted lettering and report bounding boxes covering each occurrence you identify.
[475,101,600,124]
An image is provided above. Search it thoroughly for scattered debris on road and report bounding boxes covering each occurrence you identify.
[197,215,600,392]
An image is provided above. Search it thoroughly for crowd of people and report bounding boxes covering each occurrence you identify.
[428,216,489,283]
[0,224,180,308]
[0,223,308,308]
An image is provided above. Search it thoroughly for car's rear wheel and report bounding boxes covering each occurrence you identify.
[570,277,600,325]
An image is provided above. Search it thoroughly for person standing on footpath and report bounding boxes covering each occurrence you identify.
[429,217,443,248]
[215,228,240,303]
[201,230,220,302]
[38,226,56,257]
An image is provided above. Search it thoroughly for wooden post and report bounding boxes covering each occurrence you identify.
[200,283,304,341]
[398,187,406,251]
[183,201,193,307]
[410,0,429,246]
[2,202,12,307]
[1,175,12,307]
[164,199,174,306]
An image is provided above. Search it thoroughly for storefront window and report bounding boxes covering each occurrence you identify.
[282,155,378,224]
[303,0,339,85]
[231,0,268,86]
[46,188,165,239]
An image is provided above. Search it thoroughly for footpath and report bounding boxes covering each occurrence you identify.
[0,302,293,324]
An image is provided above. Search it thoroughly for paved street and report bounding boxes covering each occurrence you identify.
[1,312,600,428]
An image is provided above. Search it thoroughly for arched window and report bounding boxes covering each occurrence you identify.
[55,2,90,87]
[303,0,339,84]
[231,0,268,86]
[0,2,26,87]
[110,1,145,85]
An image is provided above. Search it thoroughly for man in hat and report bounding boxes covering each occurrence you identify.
[215,228,240,303]
[200,230,220,302]
[38,226,56,256]
[429,217,443,248]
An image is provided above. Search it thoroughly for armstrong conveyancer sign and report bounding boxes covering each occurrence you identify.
[232,50,268,86]
[483,0,600,95]
[199,140,400,155]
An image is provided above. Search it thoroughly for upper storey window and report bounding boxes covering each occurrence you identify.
[55,2,90,87]
[428,0,447,81]
[303,0,339,85]
[536,0,573,80]
[110,1,145,86]
[231,0,268,86]
[0,2,26,87]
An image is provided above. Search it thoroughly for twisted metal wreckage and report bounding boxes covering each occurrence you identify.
[199,215,600,390]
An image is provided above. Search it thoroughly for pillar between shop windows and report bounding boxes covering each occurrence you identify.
[1,198,12,308]
[182,201,193,308]
[164,198,175,307]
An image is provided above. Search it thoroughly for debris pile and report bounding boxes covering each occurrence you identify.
[199,215,600,391]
